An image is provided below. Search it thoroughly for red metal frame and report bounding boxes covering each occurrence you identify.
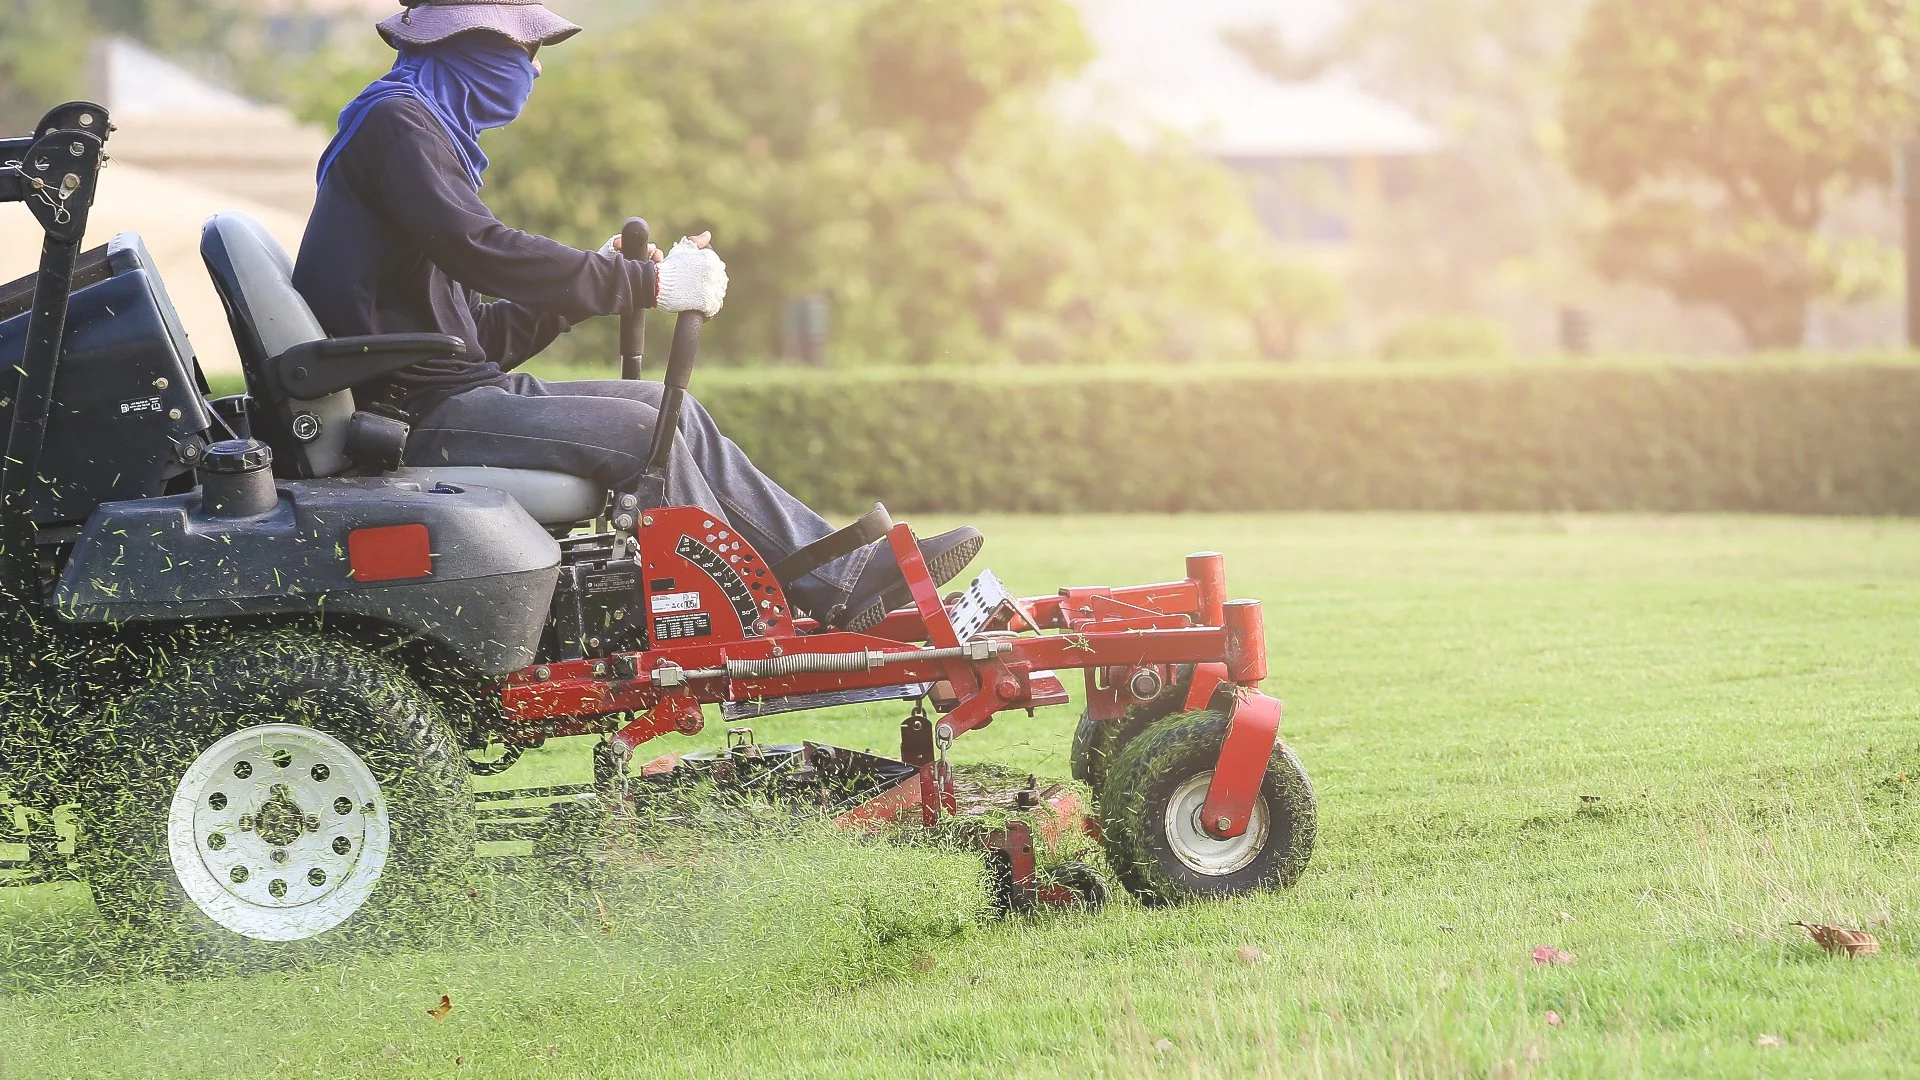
[490,520,1283,846]
[1200,691,1283,840]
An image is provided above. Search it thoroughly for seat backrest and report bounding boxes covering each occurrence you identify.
[200,212,357,478]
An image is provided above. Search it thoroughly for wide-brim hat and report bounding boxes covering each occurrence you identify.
[378,1,582,50]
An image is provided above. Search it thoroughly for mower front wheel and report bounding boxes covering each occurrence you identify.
[1098,709,1315,904]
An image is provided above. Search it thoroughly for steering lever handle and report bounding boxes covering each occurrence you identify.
[618,216,649,380]
[644,310,706,474]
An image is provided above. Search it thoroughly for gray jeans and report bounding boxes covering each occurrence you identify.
[403,374,868,614]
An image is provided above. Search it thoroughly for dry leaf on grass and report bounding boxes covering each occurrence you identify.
[1756,1034,1784,1048]
[1545,1010,1563,1028]
[1153,1038,1175,1055]
[1557,911,1573,923]
[427,994,453,1020]
[1236,945,1271,965]
[1531,946,1575,965]
[1792,922,1880,957]
[910,954,937,973]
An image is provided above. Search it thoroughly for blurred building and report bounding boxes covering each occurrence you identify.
[1063,0,1440,252]
[0,39,318,375]
[91,37,329,219]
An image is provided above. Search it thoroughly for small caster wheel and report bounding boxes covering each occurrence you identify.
[1098,709,1316,905]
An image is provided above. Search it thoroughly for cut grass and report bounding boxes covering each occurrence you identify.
[6,513,1920,1077]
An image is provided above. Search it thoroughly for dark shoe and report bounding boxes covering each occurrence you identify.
[832,526,985,632]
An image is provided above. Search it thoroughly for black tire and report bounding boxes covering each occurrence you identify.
[75,630,475,962]
[1069,669,1194,796]
[1098,709,1315,905]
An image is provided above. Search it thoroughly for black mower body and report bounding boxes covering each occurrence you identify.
[56,479,561,674]
[0,233,565,677]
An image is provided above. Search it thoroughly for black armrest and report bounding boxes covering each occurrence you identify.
[268,334,467,400]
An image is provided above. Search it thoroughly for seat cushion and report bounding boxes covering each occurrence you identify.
[390,466,605,526]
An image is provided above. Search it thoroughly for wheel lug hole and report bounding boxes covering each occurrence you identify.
[207,832,226,851]
[268,878,287,899]
[310,763,330,782]
[233,760,252,779]
[230,866,249,884]
[308,867,327,887]
[332,836,351,856]
[333,796,352,816]
[270,849,288,864]
[271,749,292,770]
[208,791,227,811]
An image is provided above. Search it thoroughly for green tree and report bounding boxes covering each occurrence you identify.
[1563,0,1919,349]
[855,0,1090,157]
[1245,259,1346,361]
[0,0,88,132]
[480,0,1268,366]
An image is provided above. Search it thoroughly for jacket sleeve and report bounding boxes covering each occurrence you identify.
[367,103,655,322]
[468,293,573,372]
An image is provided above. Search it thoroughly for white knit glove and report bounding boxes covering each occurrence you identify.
[656,237,729,317]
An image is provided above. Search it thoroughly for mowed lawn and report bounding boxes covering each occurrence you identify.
[5,513,1920,1078]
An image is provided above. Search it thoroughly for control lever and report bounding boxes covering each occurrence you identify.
[617,216,649,380]
[644,310,706,477]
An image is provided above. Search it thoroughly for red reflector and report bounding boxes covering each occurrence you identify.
[348,524,432,583]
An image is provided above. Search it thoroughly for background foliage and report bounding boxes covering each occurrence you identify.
[1564,0,1919,349]
[627,358,1920,514]
[267,0,1291,368]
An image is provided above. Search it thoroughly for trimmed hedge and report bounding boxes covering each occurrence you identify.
[207,359,1920,513]
[693,360,1920,514]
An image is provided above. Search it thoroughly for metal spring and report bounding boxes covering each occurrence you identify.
[724,652,877,679]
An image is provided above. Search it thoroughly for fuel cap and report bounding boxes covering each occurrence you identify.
[203,438,273,475]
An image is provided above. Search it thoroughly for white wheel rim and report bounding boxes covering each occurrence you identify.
[166,724,391,942]
[1162,772,1269,877]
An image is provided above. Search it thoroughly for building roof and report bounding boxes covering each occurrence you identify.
[94,38,330,219]
[1062,0,1442,159]
[97,37,277,119]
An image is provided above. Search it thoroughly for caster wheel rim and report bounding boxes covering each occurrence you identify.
[1162,771,1269,877]
[165,724,391,942]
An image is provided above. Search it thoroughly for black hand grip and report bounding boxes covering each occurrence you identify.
[644,311,706,473]
[618,216,649,380]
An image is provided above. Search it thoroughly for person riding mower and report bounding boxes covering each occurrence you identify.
[0,0,1313,953]
[293,0,982,632]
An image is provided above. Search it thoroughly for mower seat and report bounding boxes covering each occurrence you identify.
[389,466,604,527]
[199,213,612,527]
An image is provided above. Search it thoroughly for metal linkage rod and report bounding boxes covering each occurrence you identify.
[658,640,1013,684]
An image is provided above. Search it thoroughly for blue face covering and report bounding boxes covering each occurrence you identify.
[316,34,537,189]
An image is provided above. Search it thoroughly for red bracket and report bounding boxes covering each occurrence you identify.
[887,523,961,649]
[1200,691,1282,840]
[1184,662,1231,712]
[610,695,704,753]
[984,820,1039,915]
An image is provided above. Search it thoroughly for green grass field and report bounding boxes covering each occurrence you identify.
[5,513,1920,1078]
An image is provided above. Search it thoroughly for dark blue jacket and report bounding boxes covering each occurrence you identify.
[292,96,654,416]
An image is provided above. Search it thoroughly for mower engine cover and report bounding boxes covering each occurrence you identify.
[56,478,562,674]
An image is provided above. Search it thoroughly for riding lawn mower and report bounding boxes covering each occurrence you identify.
[0,103,1316,950]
